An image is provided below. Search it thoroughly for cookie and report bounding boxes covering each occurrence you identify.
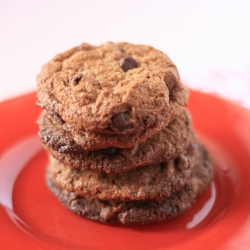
[40,110,195,174]
[38,108,192,152]
[38,109,192,151]
[48,143,202,201]
[72,124,165,151]
[37,42,188,135]
[47,144,213,225]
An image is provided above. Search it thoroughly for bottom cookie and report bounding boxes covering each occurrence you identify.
[47,148,213,225]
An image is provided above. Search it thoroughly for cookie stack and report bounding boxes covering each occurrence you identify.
[37,42,213,225]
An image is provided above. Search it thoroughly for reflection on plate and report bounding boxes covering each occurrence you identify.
[0,90,250,250]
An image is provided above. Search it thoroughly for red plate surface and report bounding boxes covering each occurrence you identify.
[0,90,250,250]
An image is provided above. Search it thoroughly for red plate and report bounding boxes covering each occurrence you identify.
[0,90,250,250]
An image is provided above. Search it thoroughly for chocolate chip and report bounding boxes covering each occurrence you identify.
[111,113,127,131]
[119,56,137,72]
[167,205,177,214]
[160,162,166,170]
[97,147,117,155]
[174,155,188,170]
[48,111,65,124]
[72,74,83,85]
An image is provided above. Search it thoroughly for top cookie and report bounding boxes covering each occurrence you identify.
[37,42,188,134]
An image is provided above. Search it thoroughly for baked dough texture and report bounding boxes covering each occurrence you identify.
[36,41,213,225]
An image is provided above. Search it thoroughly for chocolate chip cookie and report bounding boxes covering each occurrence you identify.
[39,110,195,174]
[37,42,188,135]
[39,109,192,151]
[47,143,213,225]
[47,143,201,201]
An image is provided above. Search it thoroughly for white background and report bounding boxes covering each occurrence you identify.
[1,0,250,108]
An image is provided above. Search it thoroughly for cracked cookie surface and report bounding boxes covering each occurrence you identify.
[37,42,188,134]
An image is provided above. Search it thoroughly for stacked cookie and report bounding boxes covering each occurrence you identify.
[37,42,213,225]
